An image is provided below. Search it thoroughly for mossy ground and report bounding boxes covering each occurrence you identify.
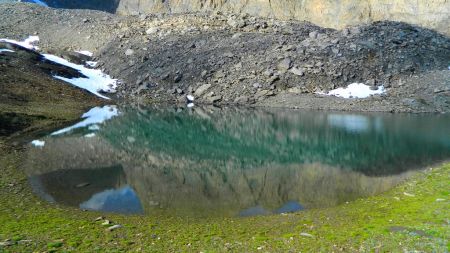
[0,141,448,252]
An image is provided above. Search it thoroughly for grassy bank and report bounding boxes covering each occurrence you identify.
[0,142,448,252]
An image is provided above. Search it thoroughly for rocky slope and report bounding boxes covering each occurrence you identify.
[1,3,450,112]
[96,13,450,112]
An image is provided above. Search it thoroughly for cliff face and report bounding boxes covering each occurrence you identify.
[116,0,450,35]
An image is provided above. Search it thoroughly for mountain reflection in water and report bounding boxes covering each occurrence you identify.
[24,105,450,217]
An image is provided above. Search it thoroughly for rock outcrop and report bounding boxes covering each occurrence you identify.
[116,0,450,35]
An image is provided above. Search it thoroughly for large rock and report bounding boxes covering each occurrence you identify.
[115,0,450,35]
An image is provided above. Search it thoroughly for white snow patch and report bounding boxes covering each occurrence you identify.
[1,36,118,99]
[86,61,98,67]
[75,50,94,57]
[43,53,118,99]
[187,95,195,101]
[320,83,385,99]
[187,103,195,108]
[51,105,119,136]
[0,35,39,50]
[31,140,45,147]
[0,49,15,53]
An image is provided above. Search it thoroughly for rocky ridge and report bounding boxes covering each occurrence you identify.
[115,0,450,36]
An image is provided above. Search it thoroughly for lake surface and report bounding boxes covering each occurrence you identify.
[24,105,450,217]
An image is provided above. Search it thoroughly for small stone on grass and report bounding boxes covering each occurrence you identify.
[107,225,122,231]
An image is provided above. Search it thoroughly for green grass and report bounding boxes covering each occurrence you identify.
[0,143,448,252]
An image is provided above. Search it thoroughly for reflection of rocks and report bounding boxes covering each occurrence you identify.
[123,158,413,217]
[24,136,119,175]
[28,165,126,207]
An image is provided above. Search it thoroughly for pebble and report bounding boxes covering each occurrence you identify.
[290,67,304,76]
[366,79,376,86]
[309,31,318,39]
[101,220,112,226]
[223,52,234,58]
[263,69,274,77]
[232,33,242,39]
[173,74,183,83]
[403,192,415,197]
[125,49,134,56]
[107,225,122,231]
[277,58,292,72]
[194,83,212,97]
[300,232,314,238]
[146,27,158,35]
[252,83,262,88]
[268,76,280,84]
[207,95,222,103]
[200,70,208,79]
[0,240,14,247]
[75,182,90,188]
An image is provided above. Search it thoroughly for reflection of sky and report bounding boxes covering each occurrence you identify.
[328,114,372,133]
[275,201,304,214]
[80,186,143,214]
[239,201,304,217]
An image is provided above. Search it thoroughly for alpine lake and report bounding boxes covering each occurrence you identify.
[24,105,450,218]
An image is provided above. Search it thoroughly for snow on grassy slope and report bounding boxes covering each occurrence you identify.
[1,36,118,99]
[320,83,385,99]
[51,105,119,136]
[43,54,117,99]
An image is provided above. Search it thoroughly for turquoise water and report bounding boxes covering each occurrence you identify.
[24,105,450,217]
